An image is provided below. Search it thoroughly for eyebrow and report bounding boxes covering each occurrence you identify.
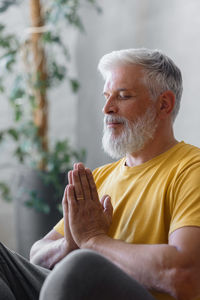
[103,88,130,95]
[117,88,129,92]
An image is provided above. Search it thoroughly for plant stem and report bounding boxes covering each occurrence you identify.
[30,0,48,168]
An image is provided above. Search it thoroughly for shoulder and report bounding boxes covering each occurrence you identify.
[174,142,200,171]
[168,142,200,211]
[166,142,200,172]
[164,142,200,188]
[178,141,200,157]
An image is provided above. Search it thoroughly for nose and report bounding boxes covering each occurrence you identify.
[102,95,118,115]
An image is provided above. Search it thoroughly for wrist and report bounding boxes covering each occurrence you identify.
[81,234,110,250]
[63,237,78,253]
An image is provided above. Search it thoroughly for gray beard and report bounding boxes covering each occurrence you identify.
[102,106,158,159]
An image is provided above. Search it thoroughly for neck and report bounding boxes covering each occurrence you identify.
[125,128,178,167]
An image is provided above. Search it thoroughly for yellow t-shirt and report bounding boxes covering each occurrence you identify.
[54,142,200,300]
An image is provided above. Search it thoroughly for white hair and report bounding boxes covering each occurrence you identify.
[102,105,158,159]
[98,48,183,121]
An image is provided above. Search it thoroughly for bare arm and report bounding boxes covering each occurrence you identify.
[83,227,200,300]
[30,179,79,269]
[30,229,75,269]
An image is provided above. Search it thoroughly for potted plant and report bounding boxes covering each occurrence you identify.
[0,0,100,257]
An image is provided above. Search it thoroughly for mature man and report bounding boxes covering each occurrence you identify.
[0,48,200,300]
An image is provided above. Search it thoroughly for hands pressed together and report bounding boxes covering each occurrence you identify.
[62,163,113,250]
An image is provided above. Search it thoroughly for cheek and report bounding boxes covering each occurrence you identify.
[119,104,140,121]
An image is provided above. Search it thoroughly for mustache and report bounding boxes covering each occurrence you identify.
[104,115,127,124]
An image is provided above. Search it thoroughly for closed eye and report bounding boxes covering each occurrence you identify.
[118,94,132,100]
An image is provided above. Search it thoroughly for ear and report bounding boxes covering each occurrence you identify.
[158,90,175,119]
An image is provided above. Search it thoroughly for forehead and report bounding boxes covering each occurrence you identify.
[103,64,146,92]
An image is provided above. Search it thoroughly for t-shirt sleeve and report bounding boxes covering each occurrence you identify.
[54,218,64,236]
[169,162,200,234]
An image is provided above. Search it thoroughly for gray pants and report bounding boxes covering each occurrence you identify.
[0,243,50,300]
[0,243,155,300]
[40,249,156,300]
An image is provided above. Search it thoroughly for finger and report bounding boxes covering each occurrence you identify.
[72,170,84,201]
[100,195,108,207]
[68,170,73,185]
[77,162,85,169]
[62,186,70,238]
[104,196,113,221]
[77,164,91,200]
[73,163,78,170]
[85,168,99,202]
[104,196,113,214]
[67,184,77,213]
[62,186,68,216]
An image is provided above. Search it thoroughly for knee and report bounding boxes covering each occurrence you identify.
[58,249,104,273]
[50,249,99,273]
[40,249,104,300]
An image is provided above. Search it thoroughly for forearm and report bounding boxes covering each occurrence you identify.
[84,235,195,299]
[30,237,70,269]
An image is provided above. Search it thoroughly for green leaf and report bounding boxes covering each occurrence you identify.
[0,182,11,202]
[7,128,19,140]
[0,78,4,92]
[0,24,18,52]
[48,62,66,84]
[9,76,25,102]
[42,31,61,44]
[0,132,4,142]
[14,106,23,121]
[65,13,85,32]
[14,146,26,163]
[70,78,80,92]
[0,51,17,71]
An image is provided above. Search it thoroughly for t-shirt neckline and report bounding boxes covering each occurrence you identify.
[120,141,185,174]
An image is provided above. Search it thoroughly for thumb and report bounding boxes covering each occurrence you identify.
[103,195,113,219]
[62,186,68,216]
